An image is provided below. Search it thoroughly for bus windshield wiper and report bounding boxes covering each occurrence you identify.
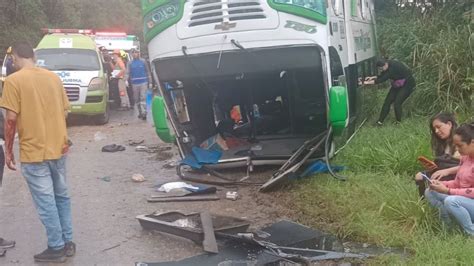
[230,39,245,50]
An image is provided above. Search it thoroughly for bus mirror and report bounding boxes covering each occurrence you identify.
[329,86,349,136]
[152,96,175,143]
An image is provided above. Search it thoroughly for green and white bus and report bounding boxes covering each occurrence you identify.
[141,0,377,167]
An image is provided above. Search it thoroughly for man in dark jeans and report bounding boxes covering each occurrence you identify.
[0,110,16,254]
[363,58,416,125]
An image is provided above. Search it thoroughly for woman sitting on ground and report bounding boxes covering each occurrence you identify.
[414,113,460,197]
[425,122,474,236]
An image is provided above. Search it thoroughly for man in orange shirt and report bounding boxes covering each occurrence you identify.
[1,42,74,263]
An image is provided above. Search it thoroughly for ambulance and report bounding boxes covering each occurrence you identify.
[35,29,110,124]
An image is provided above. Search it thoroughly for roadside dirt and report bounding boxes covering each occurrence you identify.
[0,110,296,265]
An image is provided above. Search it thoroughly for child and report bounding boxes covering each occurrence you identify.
[425,122,474,236]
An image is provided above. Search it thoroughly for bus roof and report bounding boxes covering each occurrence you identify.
[36,34,97,50]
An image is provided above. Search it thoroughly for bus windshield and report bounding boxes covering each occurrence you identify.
[35,48,100,71]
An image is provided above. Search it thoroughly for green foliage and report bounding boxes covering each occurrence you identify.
[376,6,473,115]
[291,118,474,265]
[0,0,143,55]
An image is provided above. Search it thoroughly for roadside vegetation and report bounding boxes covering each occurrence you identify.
[292,119,474,265]
[0,0,142,54]
[289,3,473,265]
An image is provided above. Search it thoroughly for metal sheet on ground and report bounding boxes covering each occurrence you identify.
[147,195,220,202]
[135,220,366,266]
[200,212,218,254]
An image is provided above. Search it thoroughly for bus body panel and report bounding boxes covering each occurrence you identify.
[142,0,376,163]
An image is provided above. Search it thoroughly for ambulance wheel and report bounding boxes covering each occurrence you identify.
[95,105,110,125]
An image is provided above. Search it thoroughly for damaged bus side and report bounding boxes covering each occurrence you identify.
[141,0,377,168]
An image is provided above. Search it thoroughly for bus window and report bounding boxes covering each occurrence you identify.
[329,46,344,86]
[273,0,325,14]
[331,0,343,16]
[358,0,365,19]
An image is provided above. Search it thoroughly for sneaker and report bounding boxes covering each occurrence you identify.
[64,241,76,257]
[375,121,383,126]
[34,247,66,263]
[0,238,15,249]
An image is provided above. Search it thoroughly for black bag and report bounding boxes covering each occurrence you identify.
[434,154,460,170]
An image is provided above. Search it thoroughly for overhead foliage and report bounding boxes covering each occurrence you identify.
[0,0,142,55]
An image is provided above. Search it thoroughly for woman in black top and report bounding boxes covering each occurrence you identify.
[363,59,416,125]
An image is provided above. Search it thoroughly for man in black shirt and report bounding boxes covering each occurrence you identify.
[363,59,416,125]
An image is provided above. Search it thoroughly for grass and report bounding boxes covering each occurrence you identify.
[376,6,473,115]
[288,117,474,265]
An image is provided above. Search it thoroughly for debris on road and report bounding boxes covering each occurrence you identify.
[136,211,250,244]
[135,144,172,153]
[108,122,128,128]
[147,195,220,202]
[157,182,199,193]
[132,174,146,182]
[128,139,145,146]
[200,211,218,254]
[101,244,121,253]
[162,160,178,169]
[99,176,112,182]
[0,249,6,257]
[94,131,107,141]
[154,151,174,161]
[136,220,371,266]
[101,144,126,152]
[225,191,239,201]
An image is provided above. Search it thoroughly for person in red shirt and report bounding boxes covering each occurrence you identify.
[425,122,474,236]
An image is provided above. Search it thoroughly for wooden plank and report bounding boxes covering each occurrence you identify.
[147,195,220,202]
[200,211,219,254]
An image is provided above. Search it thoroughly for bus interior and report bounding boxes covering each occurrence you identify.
[155,46,329,162]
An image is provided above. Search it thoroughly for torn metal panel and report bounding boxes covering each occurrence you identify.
[260,132,328,192]
[146,195,220,202]
[136,212,250,243]
[136,220,370,266]
[200,211,218,254]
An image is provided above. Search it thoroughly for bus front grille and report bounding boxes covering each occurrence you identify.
[189,0,265,27]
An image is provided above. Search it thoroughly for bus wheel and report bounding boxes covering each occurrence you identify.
[95,104,110,125]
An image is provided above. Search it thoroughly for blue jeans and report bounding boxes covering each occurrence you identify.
[21,156,73,249]
[425,189,474,236]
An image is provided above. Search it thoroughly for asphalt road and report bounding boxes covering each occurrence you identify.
[0,109,290,266]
